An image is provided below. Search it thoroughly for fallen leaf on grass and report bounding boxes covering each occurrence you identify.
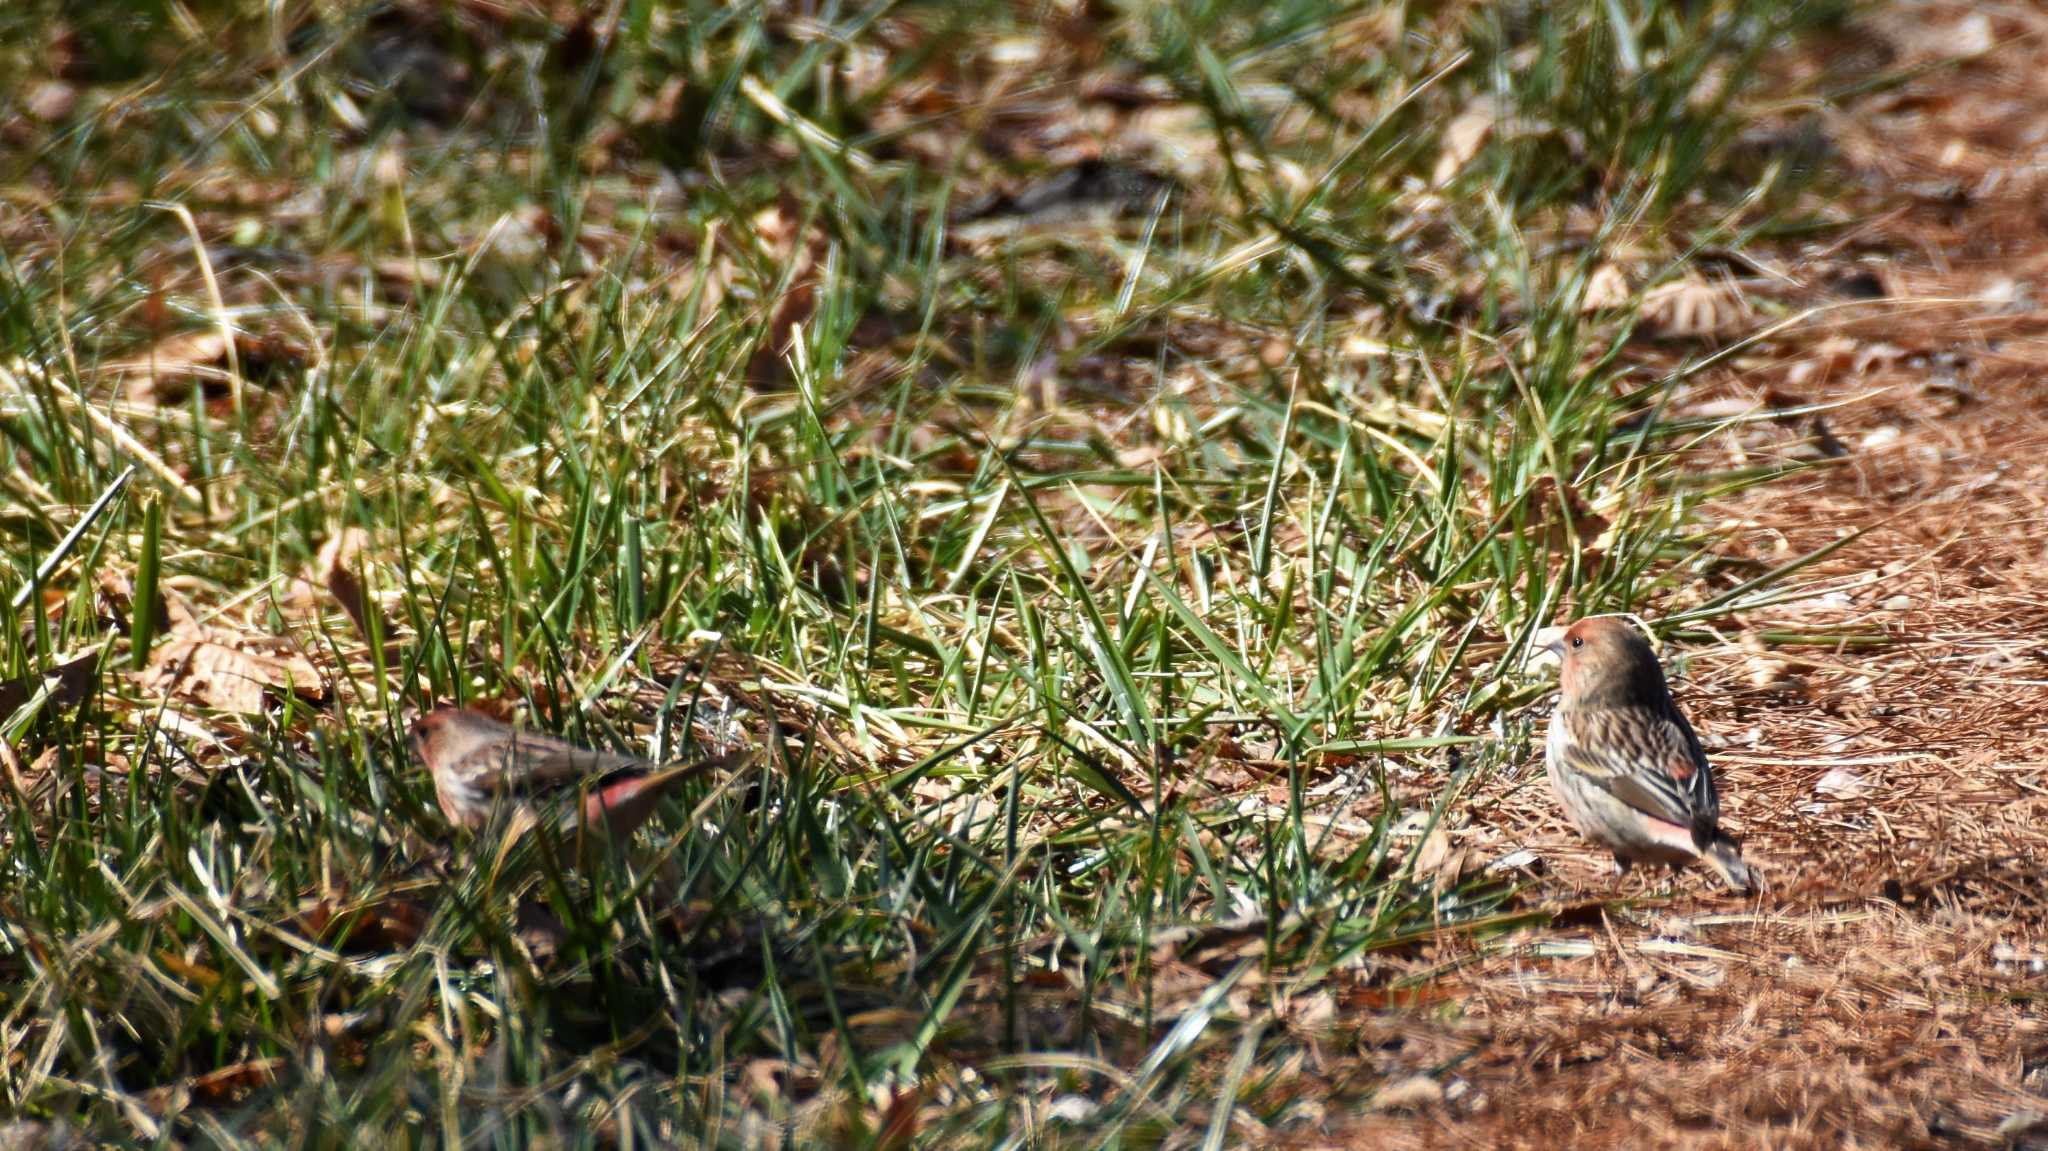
[96,570,169,638]
[295,894,430,953]
[1432,103,1494,186]
[0,648,101,719]
[1880,10,1993,63]
[142,1057,284,1115]
[1581,262,1632,311]
[1411,823,1474,889]
[1997,1111,2048,1142]
[142,626,326,714]
[1513,475,1614,561]
[1640,278,1748,340]
[317,528,392,653]
[1277,988,1339,1037]
[1486,848,1542,874]
[874,1084,925,1151]
[113,329,306,406]
[371,255,448,298]
[155,950,222,988]
[1798,415,1850,460]
[744,198,827,389]
[1046,1095,1097,1124]
[25,80,76,122]
[3,746,64,808]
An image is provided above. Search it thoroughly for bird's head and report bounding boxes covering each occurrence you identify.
[409,706,491,769]
[1541,616,1672,709]
[406,708,443,767]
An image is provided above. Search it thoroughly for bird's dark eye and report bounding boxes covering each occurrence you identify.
[1569,636,1583,649]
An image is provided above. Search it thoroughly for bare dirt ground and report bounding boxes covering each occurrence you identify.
[1320,11,2048,1149]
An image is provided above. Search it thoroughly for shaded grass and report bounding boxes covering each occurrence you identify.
[0,0,1852,1143]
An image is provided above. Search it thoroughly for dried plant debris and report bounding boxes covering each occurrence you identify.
[1639,277,1750,340]
[1581,261,1632,311]
[112,329,307,404]
[141,624,327,715]
[4,1,2048,1147]
[1432,101,1496,186]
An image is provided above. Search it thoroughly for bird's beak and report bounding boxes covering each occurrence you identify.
[1525,625,1569,673]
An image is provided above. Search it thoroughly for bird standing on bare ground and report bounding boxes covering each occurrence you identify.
[409,707,745,849]
[1539,618,1755,892]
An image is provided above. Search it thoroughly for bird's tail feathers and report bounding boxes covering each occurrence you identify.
[574,748,754,838]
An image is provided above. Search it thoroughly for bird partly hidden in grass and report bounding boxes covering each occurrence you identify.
[1539,617,1755,892]
[410,707,744,848]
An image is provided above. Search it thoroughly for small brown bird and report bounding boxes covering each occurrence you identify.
[409,707,740,845]
[1541,618,1754,891]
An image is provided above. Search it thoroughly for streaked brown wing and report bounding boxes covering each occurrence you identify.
[484,727,653,800]
[1664,707,1720,825]
[1560,706,1715,832]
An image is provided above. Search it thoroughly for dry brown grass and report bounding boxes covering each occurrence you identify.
[1305,9,2048,1146]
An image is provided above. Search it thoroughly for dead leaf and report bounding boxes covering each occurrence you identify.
[745,198,828,389]
[142,1057,284,1114]
[1795,415,1849,460]
[1813,766,1871,800]
[97,570,169,638]
[155,950,222,988]
[953,159,1175,228]
[739,1058,802,1101]
[372,256,448,296]
[0,648,102,720]
[1515,475,1613,560]
[1487,848,1542,874]
[1432,102,1494,186]
[0,740,22,799]
[514,899,567,962]
[1997,1110,2048,1142]
[1278,988,1338,1036]
[1373,1074,1443,1111]
[1738,633,1807,691]
[114,329,306,405]
[1640,278,1748,340]
[1581,262,1631,311]
[1046,1095,1097,1123]
[142,626,327,714]
[1412,822,1451,873]
[296,894,430,953]
[318,528,391,651]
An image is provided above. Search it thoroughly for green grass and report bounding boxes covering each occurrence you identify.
[0,0,1851,1144]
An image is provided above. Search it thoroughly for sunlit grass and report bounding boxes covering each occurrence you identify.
[0,0,1849,1143]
